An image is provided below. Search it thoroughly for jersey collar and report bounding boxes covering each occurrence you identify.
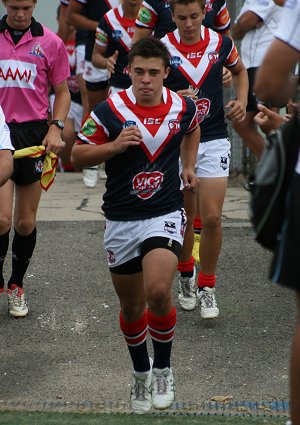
[0,16,44,36]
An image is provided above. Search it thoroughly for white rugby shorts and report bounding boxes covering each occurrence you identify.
[104,209,187,268]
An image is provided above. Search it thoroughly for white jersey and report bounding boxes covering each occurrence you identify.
[236,0,282,68]
[0,106,14,151]
[275,0,300,174]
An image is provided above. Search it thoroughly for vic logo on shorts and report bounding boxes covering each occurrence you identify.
[164,221,177,234]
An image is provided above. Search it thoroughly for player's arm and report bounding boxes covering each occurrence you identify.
[180,124,200,191]
[254,38,299,106]
[232,11,262,40]
[57,3,73,43]
[92,31,118,75]
[66,0,98,31]
[71,116,143,167]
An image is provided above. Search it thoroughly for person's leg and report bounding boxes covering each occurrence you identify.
[142,247,178,409]
[290,292,300,425]
[0,180,14,291]
[197,176,227,319]
[60,117,76,171]
[111,270,151,414]
[177,189,197,310]
[7,181,42,317]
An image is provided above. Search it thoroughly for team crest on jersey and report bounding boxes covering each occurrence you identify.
[112,30,123,41]
[164,221,177,235]
[138,7,151,23]
[131,171,164,200]
[123,120,137,128]
[170,56,182,69]
[82,118,97,136]
[195,98,211,123]
[29,43,45,58]
[168,119,181,135]
[35,159,43,173]
[220,156,228,170]
[107,250,116,264]
[208,52,219,64]
[205,1,213,11]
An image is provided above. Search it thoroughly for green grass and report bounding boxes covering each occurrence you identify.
[0,412,288,425]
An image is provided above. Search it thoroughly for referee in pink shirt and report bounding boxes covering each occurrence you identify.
[0,0,70,317]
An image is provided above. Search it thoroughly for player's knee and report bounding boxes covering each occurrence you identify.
[14,218,36,236]
[0,215,12,234]
[202,212,221,230]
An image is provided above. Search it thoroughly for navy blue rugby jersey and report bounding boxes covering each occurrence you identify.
[162,27,239,142]
[74,0,119,61]
[77,87,198,221]
[135,0,230,39]
[95,5,136,89]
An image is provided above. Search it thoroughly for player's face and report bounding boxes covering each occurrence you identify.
[172,1,206,44]
[3,0,36,30]
[129,56,170,106]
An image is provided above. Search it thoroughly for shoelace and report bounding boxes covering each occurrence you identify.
[134,377,150,401]
[154,373,168,395]
[201,292,215,308]
[10,288,24,307]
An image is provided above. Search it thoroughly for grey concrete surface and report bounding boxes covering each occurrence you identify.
[0,173,295,415]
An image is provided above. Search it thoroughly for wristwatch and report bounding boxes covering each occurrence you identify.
[51,120,64,130]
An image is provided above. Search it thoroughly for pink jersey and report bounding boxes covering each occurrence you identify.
[0,17,70,123]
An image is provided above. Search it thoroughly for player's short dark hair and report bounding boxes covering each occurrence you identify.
[169,0,206,13]
[128,38,171,69]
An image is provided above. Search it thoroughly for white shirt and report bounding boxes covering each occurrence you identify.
[236,0,282,68]
[0,106,14,151]
[275,0,300,174]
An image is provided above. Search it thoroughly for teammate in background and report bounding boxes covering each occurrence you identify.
[133,0,233,264]
[254,1,300,423]
[67,0,119,188]
[133,0,231,40]
[0,0,70,317]
[162,0,248,317]
[0,106,14,188]
[92,0,142,95]
[71,37,199,414]
[50,4,86,172]
[232,0,282,190]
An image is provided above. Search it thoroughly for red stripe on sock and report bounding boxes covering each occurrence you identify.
[193,216,202,231]
[177,256,194,273]
[148,307,176,343]
[119,310,148,346]
[197,272,216,288]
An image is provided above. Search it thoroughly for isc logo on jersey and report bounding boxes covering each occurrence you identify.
[0,60,36,89]
[131,171,164,200]
[187,52,203,59]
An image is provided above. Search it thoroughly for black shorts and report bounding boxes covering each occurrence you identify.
[85,80,109,92]
[8,120,49,186]
[270,172,300,292]
[246,67,259,113]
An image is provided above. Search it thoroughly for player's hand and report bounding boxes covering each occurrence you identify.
[225,99,247,123]
[181,168,198,192]
[222,67,233,88]
[177,86,199,100]
[113,126,142,154]
[107,51,118,76]
[254,103,285,134]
